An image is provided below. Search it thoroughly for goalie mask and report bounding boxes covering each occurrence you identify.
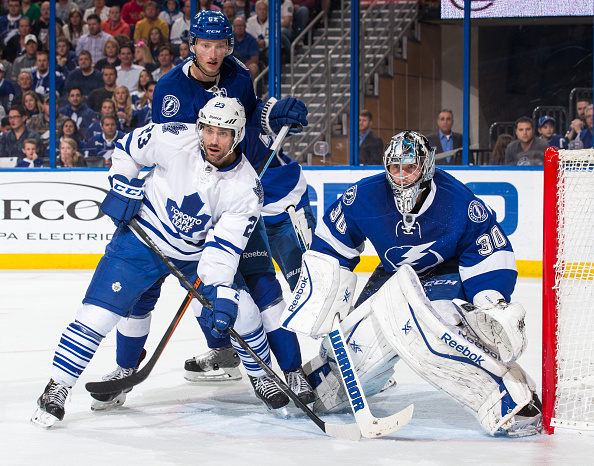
[197,96,246,159]
[190,10,234,59]
[384,131,435,214]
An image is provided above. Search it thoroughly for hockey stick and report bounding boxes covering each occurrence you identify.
[89,219,361,441]
[285,209,414,438]
[86,124,296,396]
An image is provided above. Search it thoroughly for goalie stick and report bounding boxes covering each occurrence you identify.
[88,219,361,441]
[86,124,294,396]
[286,207,414,438]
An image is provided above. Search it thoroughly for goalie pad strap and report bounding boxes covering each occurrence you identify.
[281,250,357,337]
[371,265,532,435]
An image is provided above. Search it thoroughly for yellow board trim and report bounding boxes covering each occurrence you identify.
[0,254,543,278]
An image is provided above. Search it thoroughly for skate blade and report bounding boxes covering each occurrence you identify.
[30,408,58,429]
[184,367,242,382]
[91,393,127,411]
[380,375,397,393]
[267,405,291,419]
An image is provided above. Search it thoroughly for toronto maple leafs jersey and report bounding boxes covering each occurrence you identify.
[110,121,264,287]
[152,57,263,130]
[312,169,517,302]
[244,127,308,225]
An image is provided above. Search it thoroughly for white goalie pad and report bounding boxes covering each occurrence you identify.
[371,265,533,435]
[280,250,357,337]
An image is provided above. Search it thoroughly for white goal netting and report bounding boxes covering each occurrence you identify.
[552,149,594,430]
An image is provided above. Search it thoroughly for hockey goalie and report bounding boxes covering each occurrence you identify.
[280,131,542,437]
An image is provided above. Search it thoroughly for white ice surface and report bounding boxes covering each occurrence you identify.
[1,271,592,466]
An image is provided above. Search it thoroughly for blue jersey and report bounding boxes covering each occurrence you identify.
[312,169,517,302]
[243,127,308,225]
[152,57,262,130]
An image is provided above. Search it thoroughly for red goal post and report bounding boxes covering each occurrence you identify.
[543,146,594,434]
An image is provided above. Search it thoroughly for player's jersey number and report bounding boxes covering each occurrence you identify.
[137,125,155,149]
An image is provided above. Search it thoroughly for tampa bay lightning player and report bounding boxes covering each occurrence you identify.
[281,130,543,437]
[95,10,313,411]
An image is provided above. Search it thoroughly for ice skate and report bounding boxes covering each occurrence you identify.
[90,366,135,411]
[31,379,71,429]
[496,392,543,438]
[249,374,290,415]
[184,344,242,381]
[284,366,315,405]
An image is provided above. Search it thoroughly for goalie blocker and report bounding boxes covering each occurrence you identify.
[302,264,541,437]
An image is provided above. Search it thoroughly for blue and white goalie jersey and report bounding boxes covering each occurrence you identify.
[110,122,264,287]
[312,170,517,302]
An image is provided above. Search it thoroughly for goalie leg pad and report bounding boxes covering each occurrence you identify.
[281,250,357,337]
[304,309,400,413]
[371,265,533,435]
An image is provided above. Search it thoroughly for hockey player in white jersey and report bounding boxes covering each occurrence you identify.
[281,131,543,437]
[31,96,290,428]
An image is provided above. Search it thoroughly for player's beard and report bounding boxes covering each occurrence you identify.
[204,144,233,168]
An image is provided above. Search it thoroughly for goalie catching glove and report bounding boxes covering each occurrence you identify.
[100,174,145,227]
[198,283,240,338]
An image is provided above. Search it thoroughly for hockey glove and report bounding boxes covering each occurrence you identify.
[100,174,145,228]
[198,283,240,338]
[261,97,308,136]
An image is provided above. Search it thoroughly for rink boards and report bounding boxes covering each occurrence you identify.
[0,166,543,276]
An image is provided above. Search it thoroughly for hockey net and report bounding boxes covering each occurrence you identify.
[543,147,594,433]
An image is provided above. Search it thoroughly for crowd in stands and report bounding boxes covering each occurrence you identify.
[0,0,323,168]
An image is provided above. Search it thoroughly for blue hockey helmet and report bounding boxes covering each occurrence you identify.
[384,130,435,214]
[190,10,233,56]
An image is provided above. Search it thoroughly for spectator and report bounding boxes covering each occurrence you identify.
[232,17,259,80]
[566,97,592,142]
[76,14,114,65]
[233,0,254,20]
[101,4,130,38]
[53,117,81,155]
[133,41,155,70]
[4,16,31,63]
[113,33,131,49]
[577,104,594,149]
[504,116,548,166]
[58,137,87,167]
[59,87,97,133]
[55,36,78,78]
[88,114,125,162]
[62,8,88,49]
[151,45,174,81]
[130,68,152,108]
[0,45,13,86]
[16,137,43,167]
[538,115,567,149]
[116,42,145,93]
[94,37,121,71]
[21,0,40,23]
[121,0,148,27]
[85,98,122,143]
[112,84,136,131]
[134,1,169,43]
[281,0,294,43]
[160,0,182,27]
[135,79,156,126]
[0,116,9,132]
[56,0,77,24]
[12,71,34,107]
[170,0,191,45]
[27,93,69,153]
[84,0,109,22]
[10,33,37,82]
[173,41,190,65]
[426,109,463,165]
[246,0,269,53]
[0,0,23,42]
[32,50,65,97]
[490,133,513,165]
[147,26,168,62]
[0,63,15,111]
[0,105,41,158]
[292,0,313,39]
[63,50,104,98]
[31,1,49,45]
[199,0,221,11]
[22,89,42,117]
[222,1,236,24]
[86,64,117,112]
[357,109,384,165]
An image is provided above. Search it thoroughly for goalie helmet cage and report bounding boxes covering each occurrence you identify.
[543,146,594,434]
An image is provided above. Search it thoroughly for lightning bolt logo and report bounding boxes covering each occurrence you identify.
[384,242,444,274]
